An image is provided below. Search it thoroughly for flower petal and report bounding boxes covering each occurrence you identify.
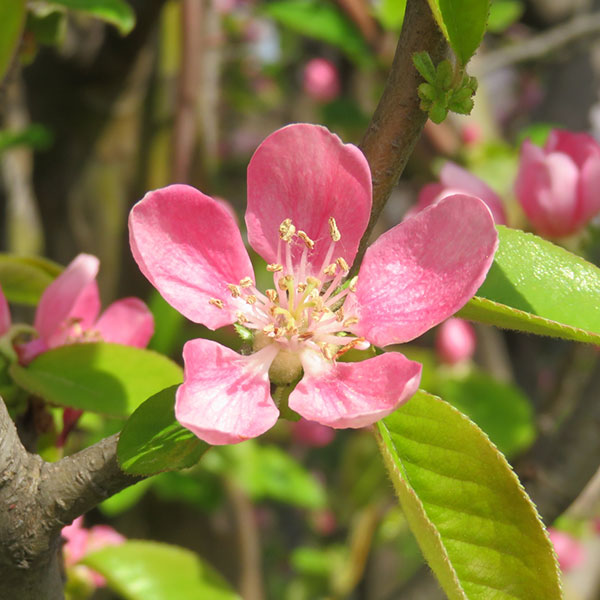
[349,194,498,347]
[176,339,279,445]
[95,298,154,348]
[246,123,371,275]
[289,350,421,428]
[129,185,254,330]
[34,254,100,346]
[0,284,11,336]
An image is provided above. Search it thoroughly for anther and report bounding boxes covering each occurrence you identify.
[328,217,341,242]
[323,263,337,277]
[343,316,359,326]
[298,332,314,341]
[265,289,278,302]
[227,284,241,298]
[297,283,307,293]
[278,275,294,291]
[246,295,257,305]
[235,311,248,323]
[279,218,296,242]
[334,338,366,360]
[297,230,315,249]
[336,257,349,272]
[267,263,283,272]
[306,276,321,288]
[348,276,358,292]
[209,298,224,309]
[239,277,253,288]
[336,307,345,323]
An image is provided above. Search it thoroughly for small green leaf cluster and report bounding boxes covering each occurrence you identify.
[413,51,478,124]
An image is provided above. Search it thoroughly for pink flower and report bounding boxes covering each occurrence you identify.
[62,517,125,587]
[129,124,498,445]
[292,418,335,447]
[303,58,340,103]
[410,162,507,225]
[0,284,10,338]
[435,318,476,365]
[515,129,600,238]
[548,528,585,572]
[19,253,154,364]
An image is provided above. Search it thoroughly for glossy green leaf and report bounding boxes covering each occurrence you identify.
[99,479,153,516]
[10,343,182,417]
[460,226,600,343]
[45,0,135,35]
[0,254,61,305]
[262,0,373,67]
[0,0,25,84]
[376,390,561,599]
[374,0,407,31]
[118,385,209,475]
[438,370,535,457]
[83,541,240,600]
[487,0,523,33]
[437,0,490,65]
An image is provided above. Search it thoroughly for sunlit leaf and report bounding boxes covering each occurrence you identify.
[0,254,61,305]
[487,0,523,33]
[45,0,136,35]
[0,0,26,84]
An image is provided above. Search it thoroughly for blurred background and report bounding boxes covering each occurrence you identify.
[2,0,600,598]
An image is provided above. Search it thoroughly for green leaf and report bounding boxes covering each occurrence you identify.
[44,0,136,35]
[0,253,61,305]
[262,0,373,67]
[437,0,490,65]
[25,10,66,47]
[99,478,153,515]
[438,370,535,457]
[374,0,407,31]
[460,226,600,343]
[0,0,25,84]
[10,343,183,417]
[118,385,209,475]
[0,124,54,153]
[413,51,437,83]
[487,0,523,33]
[376,390,561,600]
[83,541,241,600]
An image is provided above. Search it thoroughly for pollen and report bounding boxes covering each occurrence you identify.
[246,295,257,305]
[227,284,241,297]
[209,298,224,309]
[265,289,278,302]
[348,276,358,292]
[297,230,315,249]
[267,263,283,272]
[279,218,296,242]
[323,263,337,277]
[336,257,349,272]
[328,217,341,242]
[278,274,294,291]
[239,277,253,288]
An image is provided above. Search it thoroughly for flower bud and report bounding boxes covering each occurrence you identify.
[515,129,600,238]
[435,318,476,366]
[303,58,340,103]
[292,418,335,447]
[548,528,585,572]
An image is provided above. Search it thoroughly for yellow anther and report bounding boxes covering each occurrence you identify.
[297,283,307,293]
[322,344,336,361]
[267,263,283,272]
[279,218,296,242]
[263,324,276,336]
[298,331,314,341]
[209,298,224,309]
[239,277,253,288]
[348,276,358,292]
[227,284,241,298]
[336,307,345,323]
[246,295,257,305]
[306,276,321,288]
[343,316,359,327]
[328,217,341,242]
[336,257,349,272]
[334,337,366,360]
[265,289,278,302]
[278,274,294,291]
[323,263,337,277]
[297,230,315,249]
[235,311,248,324]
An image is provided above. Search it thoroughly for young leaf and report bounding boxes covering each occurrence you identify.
[413,51,437,83]
[437,0,491,65]
[487,0,524,33]
[10,343,182,417]
[0,254,61,305]
[460,226,600,343]
[44,0,136,35]
[82,541,241,600]
[118,385,209,475]
[376,390,561,600]
[0,0,25,84]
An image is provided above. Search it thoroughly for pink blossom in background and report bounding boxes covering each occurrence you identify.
[548,528,585,572]
[62,517,125,587]
[409,162,507,225]
[461,122,482,146]
[129,123,498,445]
[0,284,11,338]
[292,418,335,447]
[435,318,476,366]
[303,58,340,103]
[515,129,600,238]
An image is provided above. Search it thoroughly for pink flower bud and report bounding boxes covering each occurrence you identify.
[409,162,507,225]
[548,528,585,572]
[435,318,476,365]
[515,129,600,238]
[292,418,335,447]
[302,58,340,103]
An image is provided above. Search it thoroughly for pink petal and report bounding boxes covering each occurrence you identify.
[94,298,154,348]
[546,129,600,169]
[129,185,254,330]
[34,254,101,347]
[291,418,336,447]
[289,350,421,428]
[175,339,279,445]
[435,318,476,365]
[577,155,600,224]
[62,517,89,566]
[246,124,371,275]
[349,194,498,347]
[405,183,445,220]
[0,284,11,336]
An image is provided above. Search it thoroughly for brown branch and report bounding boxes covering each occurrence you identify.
[354,0,448,273]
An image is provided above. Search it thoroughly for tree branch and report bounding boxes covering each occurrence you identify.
[354,0,447,273]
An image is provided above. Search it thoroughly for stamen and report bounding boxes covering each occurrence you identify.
[298,332,314,341]
[336,257,349,272]
[323,263,337,277]
[267,263,283,272]
[297,230,315,249]
[336,307,345,322]
[279,218,296,242]
[297,283,307,293]
[306,276,321,288]
[246,295,257,305]
[343,316,359,327]
[334,337,366,360]
[328,217,341,242]
[209,298,224,309]
[349,276,358,292]
[236,311,248,323]
[278,274,294,291]
[265,289,278,302]
[240,277,254,288]
[227,284,241,298]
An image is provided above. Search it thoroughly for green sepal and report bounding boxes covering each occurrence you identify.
[412,51,437,83]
